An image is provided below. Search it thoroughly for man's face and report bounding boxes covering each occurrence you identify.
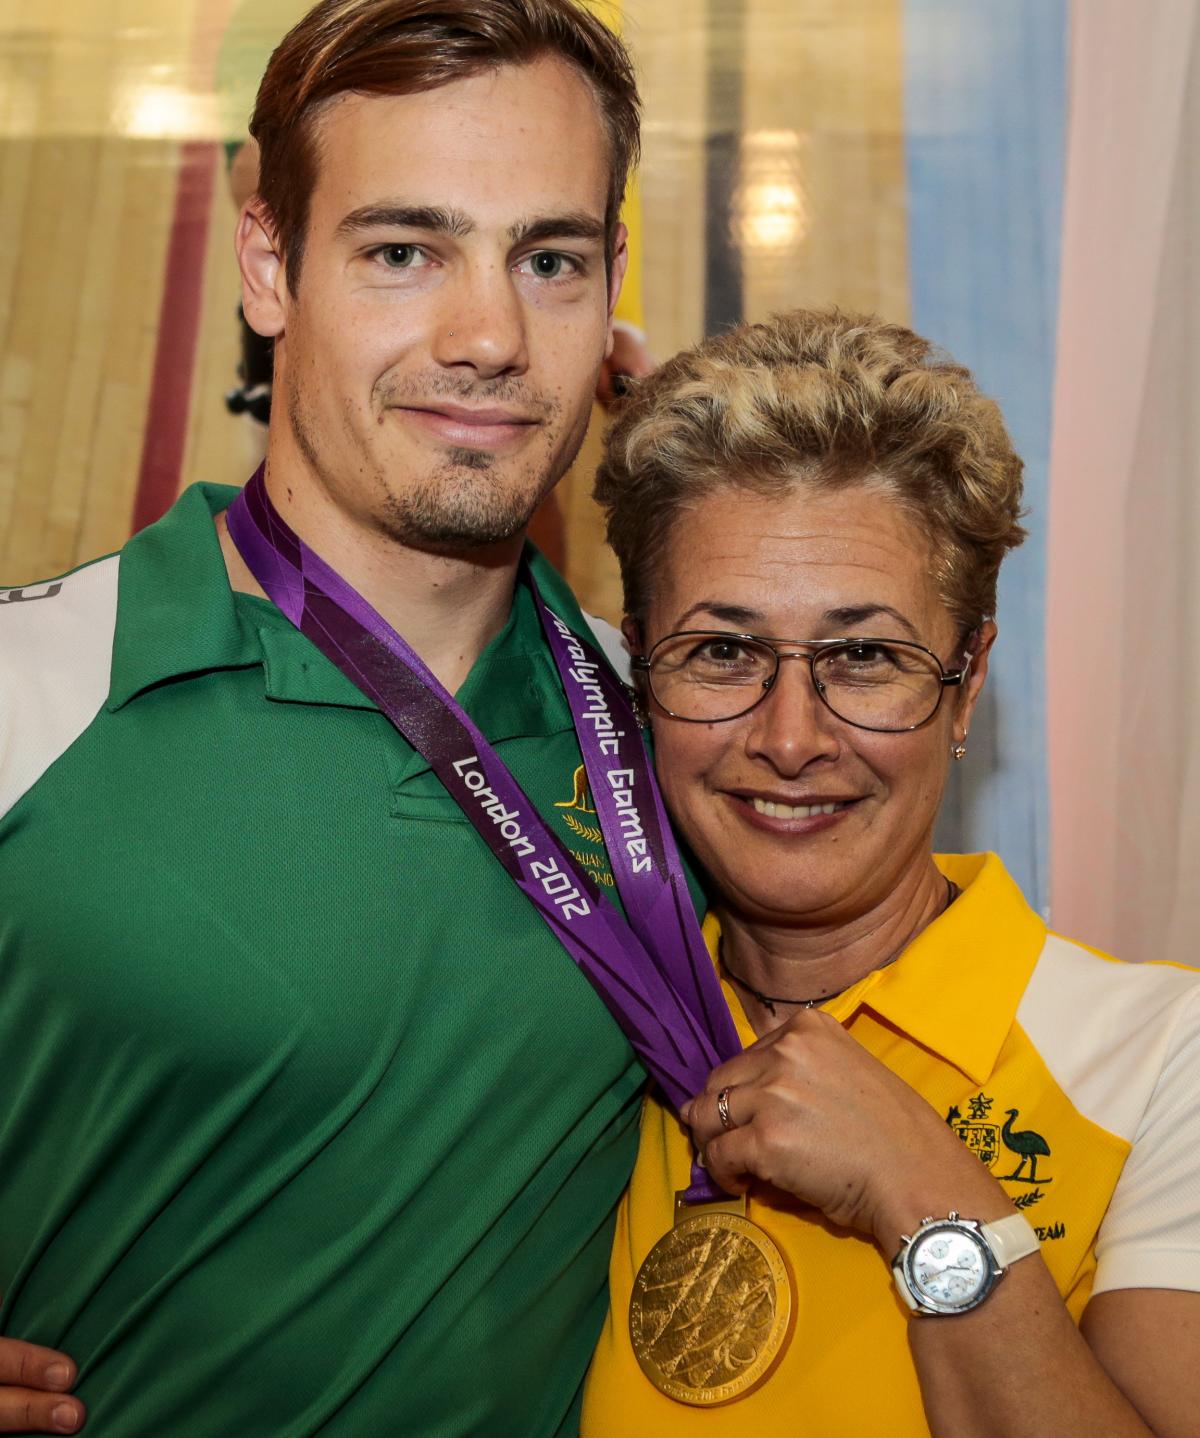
[257,58,622,550]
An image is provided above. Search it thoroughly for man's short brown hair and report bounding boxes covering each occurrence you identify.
[251,0,640,292]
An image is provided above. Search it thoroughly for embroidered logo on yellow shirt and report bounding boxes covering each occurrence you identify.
[946,1092,1055,1214]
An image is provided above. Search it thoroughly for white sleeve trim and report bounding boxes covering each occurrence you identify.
[1090,1248,1200,1297]
[0,556,119,820]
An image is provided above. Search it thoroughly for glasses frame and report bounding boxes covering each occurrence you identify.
[631,629,974,734]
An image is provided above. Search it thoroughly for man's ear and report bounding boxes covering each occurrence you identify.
[953,619,997,742]
[237,200,288,339]
[604,222,630,360]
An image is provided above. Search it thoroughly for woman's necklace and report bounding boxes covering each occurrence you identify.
[721,876,960,1017]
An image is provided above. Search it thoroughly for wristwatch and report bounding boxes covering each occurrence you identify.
[891,1211,1040,1315]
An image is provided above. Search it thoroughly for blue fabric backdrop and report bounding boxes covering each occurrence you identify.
[904,0,1067,915]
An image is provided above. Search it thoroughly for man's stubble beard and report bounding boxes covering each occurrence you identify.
[385,445,556,549]
[287,367,591,553]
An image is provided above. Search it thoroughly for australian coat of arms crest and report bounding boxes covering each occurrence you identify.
[946,1093,1053,1186]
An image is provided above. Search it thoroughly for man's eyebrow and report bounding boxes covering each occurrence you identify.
[334,204,475,239]
[507,213,607,247]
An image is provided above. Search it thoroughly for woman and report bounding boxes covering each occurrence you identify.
[581,310,1200,1436]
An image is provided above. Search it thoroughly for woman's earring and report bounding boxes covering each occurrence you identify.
[625,682,649,731]
[951,741,968,761]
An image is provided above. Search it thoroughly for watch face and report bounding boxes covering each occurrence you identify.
[909,1224,991,1312]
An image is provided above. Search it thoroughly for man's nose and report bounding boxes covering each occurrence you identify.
[743,655,843,774]
[431,262,529,379]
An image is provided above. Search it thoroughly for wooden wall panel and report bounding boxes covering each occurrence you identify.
[741,0,909,324]
[0,0,199,579]
[180,179,266,495]
[1,0,917,602]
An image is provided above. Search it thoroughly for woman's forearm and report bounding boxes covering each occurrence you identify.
[909,1258,1152,1438]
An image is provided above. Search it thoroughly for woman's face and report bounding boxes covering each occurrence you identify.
[635,483,993,926]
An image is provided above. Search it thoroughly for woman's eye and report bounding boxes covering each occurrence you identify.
[700,642,746,664]
[845,644,888,663]
[690,641,764,676]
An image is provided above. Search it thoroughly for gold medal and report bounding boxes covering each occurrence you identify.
[629,1192,792,1405]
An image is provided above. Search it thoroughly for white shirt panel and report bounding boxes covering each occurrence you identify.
[1017,934,1200,1293]
[584,613,632,681]
[0,556,119,822]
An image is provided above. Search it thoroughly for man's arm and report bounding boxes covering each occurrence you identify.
[0,1329,84,1433]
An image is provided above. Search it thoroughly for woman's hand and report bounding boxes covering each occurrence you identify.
[683,1008,1008,1251]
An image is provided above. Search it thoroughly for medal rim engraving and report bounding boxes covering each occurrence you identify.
[629,1210,793,1406]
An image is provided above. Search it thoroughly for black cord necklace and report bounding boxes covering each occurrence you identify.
[721,876,960,1017]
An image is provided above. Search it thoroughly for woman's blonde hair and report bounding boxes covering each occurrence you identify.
[595,308,1027,632]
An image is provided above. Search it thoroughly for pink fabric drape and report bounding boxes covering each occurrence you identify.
[1048,0,1200,963]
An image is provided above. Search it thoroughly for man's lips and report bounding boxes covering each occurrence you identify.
[393,403,542,449]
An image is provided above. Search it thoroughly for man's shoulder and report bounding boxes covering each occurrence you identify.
[0,552,122,821]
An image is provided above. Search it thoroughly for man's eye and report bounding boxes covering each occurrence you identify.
[376,245,424,269]
[521,252,575,279]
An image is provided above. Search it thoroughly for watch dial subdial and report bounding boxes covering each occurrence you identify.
[913,1230,987,1306]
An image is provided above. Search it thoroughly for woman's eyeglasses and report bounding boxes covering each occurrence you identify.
[631,631,973,733]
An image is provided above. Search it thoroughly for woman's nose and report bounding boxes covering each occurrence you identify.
[742,655,843,773]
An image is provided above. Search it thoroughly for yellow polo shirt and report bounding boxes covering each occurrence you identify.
[582,853,1200,1437]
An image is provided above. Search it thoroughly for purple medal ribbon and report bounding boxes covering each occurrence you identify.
[227,469,739,1200]
[532,594,742,1060]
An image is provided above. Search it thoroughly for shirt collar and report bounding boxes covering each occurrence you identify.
[830,853,1046,1085]
[106,484,257,711]
[708,853,1046,1088]
[106,482,591,744]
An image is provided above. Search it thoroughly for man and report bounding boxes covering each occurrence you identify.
[218,0,655,431]
[0,3,646,1432]
[216,0,655,594]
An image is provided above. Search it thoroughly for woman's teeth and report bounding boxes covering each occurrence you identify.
[750,798,845,819]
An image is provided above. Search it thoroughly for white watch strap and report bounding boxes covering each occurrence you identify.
[980,1212,1040,1268]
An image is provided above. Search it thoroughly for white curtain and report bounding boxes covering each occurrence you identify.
[1047,0,1200,964]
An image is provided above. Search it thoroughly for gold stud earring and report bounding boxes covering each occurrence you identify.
[951,741,967,761]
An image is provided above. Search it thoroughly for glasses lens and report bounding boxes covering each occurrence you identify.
[648,633,776,720]
[814,641,943,730]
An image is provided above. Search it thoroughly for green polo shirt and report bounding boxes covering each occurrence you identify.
[0,484,644,1435]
